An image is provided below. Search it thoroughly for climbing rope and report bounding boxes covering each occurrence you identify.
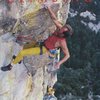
[23,58,32,76]
[16,34,33,41]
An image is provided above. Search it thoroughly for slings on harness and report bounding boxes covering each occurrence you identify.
[49,49,58,59]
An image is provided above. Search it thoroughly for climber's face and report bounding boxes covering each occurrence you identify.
[59,27,68,34]
[57,27,68,38]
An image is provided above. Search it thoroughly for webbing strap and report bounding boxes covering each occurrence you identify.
[38,42,44,55]
[37,42,57,58]
[39,45,43,55]
[47,51,57,58]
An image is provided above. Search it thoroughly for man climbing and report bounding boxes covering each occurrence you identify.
[1,6,73,71]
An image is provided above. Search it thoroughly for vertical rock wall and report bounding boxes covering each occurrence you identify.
[0,0,71,100]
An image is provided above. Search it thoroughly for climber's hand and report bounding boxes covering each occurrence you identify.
[43,2,51,9]
[63,0,68,3]
[55,62,61,69]
[43,5,48,9]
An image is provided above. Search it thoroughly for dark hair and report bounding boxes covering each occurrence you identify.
[64,24,73,36]
[63,31,70,38]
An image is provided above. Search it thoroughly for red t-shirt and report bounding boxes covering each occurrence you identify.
[44,32,65,50]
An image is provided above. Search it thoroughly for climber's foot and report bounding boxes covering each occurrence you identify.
[1,64,13,71]
[18,60,22,64]
[13,55,22,64]
[13,55,16,59]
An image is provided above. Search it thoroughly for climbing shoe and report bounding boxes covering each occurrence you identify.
[13,55,16,59]
[47,86,55,95]
[13,55,22,64]
[1,64,13,71]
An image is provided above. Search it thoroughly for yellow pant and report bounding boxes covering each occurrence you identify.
[12,46,47,64]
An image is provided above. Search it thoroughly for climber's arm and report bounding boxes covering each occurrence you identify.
[47,6,63,29]
[55,40,70,69]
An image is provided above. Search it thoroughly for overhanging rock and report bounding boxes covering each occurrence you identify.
[0,0,71,100]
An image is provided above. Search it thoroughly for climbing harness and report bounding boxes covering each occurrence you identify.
[37,41,44,55]
[46,49,60,73]
[48,49,58,59]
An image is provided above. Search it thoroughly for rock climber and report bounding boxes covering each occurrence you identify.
[1,6,73,71]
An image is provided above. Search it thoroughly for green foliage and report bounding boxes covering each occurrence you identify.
[55,0,100,99]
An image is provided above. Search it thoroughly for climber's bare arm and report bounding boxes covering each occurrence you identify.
[55,40,70,69]
[47,6,63,29]
[60,40,70,65]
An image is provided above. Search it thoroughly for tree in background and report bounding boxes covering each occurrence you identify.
[55,0,100,99]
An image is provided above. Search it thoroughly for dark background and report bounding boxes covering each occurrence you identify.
[55,0,100,99]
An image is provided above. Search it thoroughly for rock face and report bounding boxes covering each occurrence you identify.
[0,0,71,100]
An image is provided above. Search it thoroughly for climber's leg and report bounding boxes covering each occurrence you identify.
[23,41,37,49]
[12,46,47,64]
[12,40,38,64]
[1,46,47,71]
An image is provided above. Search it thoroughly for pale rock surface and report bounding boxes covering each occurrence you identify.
[0,0,71,100]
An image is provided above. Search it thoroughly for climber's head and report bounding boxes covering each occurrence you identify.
[58,24,73,38]
[62,24,73,38]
